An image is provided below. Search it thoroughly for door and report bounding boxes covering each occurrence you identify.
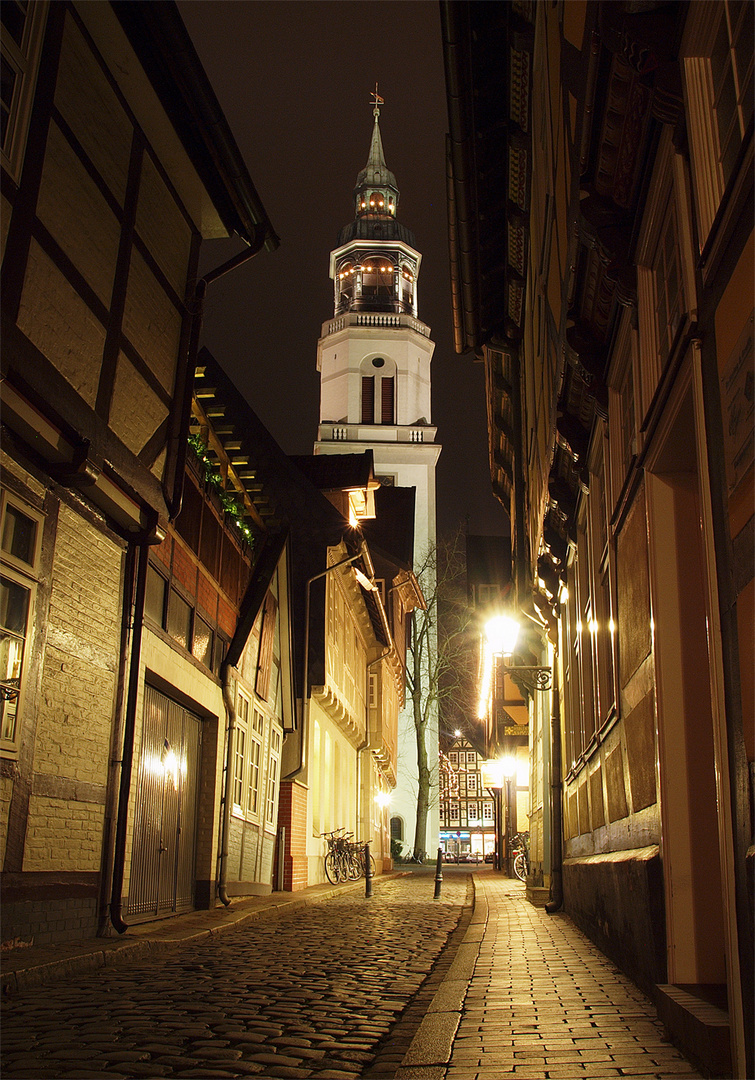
[127,685,202,918]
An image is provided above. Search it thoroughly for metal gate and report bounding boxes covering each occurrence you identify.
[127,685,202,918]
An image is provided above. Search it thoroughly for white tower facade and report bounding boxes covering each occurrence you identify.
[314,100,440,857]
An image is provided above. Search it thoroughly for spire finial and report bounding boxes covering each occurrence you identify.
[370,82,384,119]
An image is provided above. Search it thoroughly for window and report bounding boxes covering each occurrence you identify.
[681,1,752,251]
[266,727,281,826]
[653,195,684,372]
[468,774,478,793]
[466,751,476,764]
[483,802,494,821]
[381,377,394,423]
[468,801,479,822]
[167,588,192,650]
[145,565,167,626]
[449,752,458,764]
[248,703,263,817]
[192,614,213,669]
[1,0,48,181]
[255,592,277,700]
[362,376,375,424]
[710,1,753,191]
[0,491,42,751]
[450,803,459,821]
[233,723,246,810]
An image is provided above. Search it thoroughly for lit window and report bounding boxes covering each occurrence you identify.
[0,490,42,751]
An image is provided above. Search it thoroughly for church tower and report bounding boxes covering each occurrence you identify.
[314,93,440,857]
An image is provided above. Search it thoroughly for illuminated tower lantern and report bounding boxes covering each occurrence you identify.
[314,89,441,857]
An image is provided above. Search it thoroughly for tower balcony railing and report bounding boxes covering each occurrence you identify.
[324,312,431,337]
[319,424,437,444]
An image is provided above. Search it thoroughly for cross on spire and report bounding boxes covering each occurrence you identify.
[371,82,385,118]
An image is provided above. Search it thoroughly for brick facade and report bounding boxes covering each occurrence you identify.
[278,781,309,892]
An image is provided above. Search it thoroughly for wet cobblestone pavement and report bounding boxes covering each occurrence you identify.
[1,873,470,1079]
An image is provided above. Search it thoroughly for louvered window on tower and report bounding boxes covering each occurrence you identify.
[362,376,374,423]
[381,377,394,423]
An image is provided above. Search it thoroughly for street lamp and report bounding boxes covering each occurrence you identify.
[484,614,552,693]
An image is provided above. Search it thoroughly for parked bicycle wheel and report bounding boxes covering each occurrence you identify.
[347,852,361,879]
[513,851,527,881]
[324,850,342,884]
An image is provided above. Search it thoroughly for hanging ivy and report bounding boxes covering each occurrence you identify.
[187,432,255,545]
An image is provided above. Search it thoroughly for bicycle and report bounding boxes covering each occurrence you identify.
[321,829,352,883]
[510,831,529,882]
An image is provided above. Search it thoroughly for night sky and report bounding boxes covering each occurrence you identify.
[177,0,506,538]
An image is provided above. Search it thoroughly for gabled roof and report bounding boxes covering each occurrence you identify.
[112,1,279,251]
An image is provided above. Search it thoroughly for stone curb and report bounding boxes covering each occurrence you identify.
[1,874,394,997]
[396,875,486,1072]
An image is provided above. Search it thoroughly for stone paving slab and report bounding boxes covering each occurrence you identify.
[395,872,706,1080]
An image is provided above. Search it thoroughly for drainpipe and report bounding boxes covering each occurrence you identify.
[546,669,563,913]
[109,541,149,933]
[98,544,136,936]
[168,224,269,521]
[217,662,237,907]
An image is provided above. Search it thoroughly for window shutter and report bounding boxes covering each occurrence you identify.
[362,376,374,423]
[255,591,278,700]
[381,376,394,423]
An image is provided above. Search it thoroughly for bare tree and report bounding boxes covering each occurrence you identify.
[405,527,477,858]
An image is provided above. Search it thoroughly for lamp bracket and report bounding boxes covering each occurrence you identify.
[506,664,552,691]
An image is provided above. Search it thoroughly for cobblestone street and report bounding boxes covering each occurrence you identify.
[1,873,470,1080]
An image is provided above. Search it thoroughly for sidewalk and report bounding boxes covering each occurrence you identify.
[1,875,376,997]
[394,870,705,1080]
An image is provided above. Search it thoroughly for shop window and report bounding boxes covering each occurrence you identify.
[0,490,42,752]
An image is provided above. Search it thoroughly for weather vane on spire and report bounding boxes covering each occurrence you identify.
[371,82,384,118]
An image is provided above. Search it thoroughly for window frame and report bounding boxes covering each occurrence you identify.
[1,0,48,182]
[0,488,43,754]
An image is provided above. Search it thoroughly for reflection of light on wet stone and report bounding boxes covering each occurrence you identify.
[1,875,469,1079]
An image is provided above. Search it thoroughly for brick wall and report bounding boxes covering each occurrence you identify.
[278,781,309,891]
[34,504,121,860]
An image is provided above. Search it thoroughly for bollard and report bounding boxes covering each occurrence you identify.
[433,847,443,899]
[364,842,373,898]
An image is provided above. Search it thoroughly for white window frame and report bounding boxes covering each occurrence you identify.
[0,488,43,754]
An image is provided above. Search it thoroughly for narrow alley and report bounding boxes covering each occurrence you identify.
[1,871,705,1080]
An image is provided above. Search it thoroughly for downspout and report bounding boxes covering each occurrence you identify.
[218,662,237,906]
[168,224,269,521]
[109,542,149,933]
[545,667,563,913]
[98,543,136,936]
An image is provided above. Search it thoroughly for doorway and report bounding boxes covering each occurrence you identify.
[127,685,202,918]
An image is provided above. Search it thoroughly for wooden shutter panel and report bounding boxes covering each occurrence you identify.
[381,376,394,423]
[362,376,374,423]
[255,591,278,700]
